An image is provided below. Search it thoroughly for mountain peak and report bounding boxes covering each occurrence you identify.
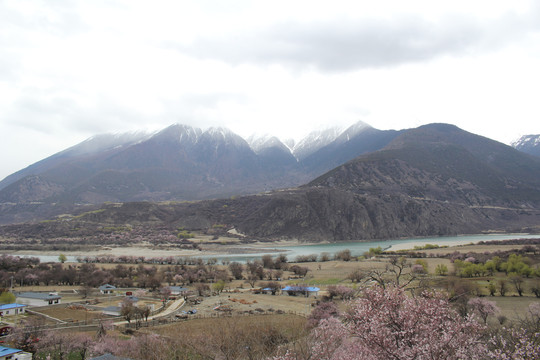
[152,124,201,144]
[247,134,291,154]
[333,120,372,144]
[200,127,251,150]
[292,126,345,160]
[512,134,540,157]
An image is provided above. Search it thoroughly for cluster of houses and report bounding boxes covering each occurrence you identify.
[0,283,319,359]
[0,292,65,359]
[0,292,62,319]
[0,286,143,359]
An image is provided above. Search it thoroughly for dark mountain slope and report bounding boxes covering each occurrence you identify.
[4,185,538,242]
[0,132,150,189]
[300,126,401,176]
[310,124,540,207]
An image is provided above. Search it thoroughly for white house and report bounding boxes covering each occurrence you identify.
[169,286,189,296]
[99,284,117,294]
[0,303,27,317]
[15,292,61,307]
[0,345,32,360]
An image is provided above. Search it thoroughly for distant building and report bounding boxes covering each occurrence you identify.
[281,286,319,297]
[0,303,27,317]
[169,286,189,296]
[99,284,117,294]
[15,292,61,307]
[0,345,32,360]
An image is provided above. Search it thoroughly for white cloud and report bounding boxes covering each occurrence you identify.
[1,0,540,180]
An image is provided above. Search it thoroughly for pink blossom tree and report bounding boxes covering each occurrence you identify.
[489,327,540,360]
[272,286,488,360]
[467,297,500,324]
[306,301,339,328]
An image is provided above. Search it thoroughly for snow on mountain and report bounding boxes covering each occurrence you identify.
[247,134,292,154]
[201,127,251,149]
[512,134,540,156]
[61,131,152,157]
[292,126,345,160]
[512,134,540,148]
[333,120,372,145]
[283,138,296,152]
[150,124,201,145]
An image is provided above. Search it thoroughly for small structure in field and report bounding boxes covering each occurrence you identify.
[0,303,27,317]
[0,345,32,360]
[15,292,61,307]
[281,286,320,297]
[99,284,117,294]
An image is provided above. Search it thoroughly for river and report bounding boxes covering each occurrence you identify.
[13,233,540,264]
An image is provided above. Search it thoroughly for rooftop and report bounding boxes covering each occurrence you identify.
[16,292,62,300]
[282,286,320,292]
[0,303,27,310]
[99,284,117,290]
[0,345,23,357]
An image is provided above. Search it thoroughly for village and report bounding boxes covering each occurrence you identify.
[0,238,538,359]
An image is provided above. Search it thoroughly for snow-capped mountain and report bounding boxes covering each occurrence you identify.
[333,120,371,144]
[0,131,152,189]
[292,126,345,160]
[512,135,540,157]
[247,134,290,154]
[0,120,405,222]
[150,124,201,145]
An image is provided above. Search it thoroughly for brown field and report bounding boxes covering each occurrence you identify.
[146,313,307,359]
[151,313,306,337]
[186,290,317,317]
[31,304,115,323]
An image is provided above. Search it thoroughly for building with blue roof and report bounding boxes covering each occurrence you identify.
[0,303,27,317]
[281,286,320,297]
[0,345,32,360]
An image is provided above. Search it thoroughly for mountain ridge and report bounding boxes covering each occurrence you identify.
[1,123,540,241]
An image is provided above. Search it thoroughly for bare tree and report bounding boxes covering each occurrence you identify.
[510,274,525,296]
[364,257,416,289]
[121,298,136,324]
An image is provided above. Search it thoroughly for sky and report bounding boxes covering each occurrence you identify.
[1,0,540,181]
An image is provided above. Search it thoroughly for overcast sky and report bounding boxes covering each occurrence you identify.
[1,0,540,181]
